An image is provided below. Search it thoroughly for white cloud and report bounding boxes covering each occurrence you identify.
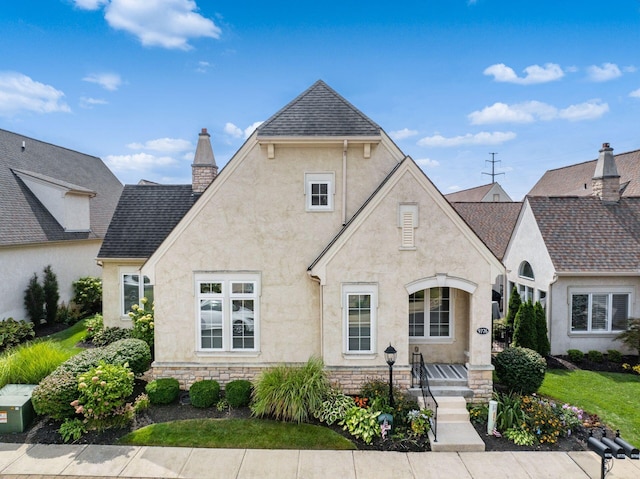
[104,152,177,173]
[417,131,516,147]
[483,63,564,85]
[80,97,108,108]
[73,0,108,9]
[558,99,609,121]
[78,0,222,50]
[127,137,192,153]
[82,72,122,91]
[415,158,439,168]
[225,121,263,139]
[623,65,637,73]
[587,63,622,82]
[0,71,70,116]
[390,128,418,140]
[195,60,210,73]
[630,88,640,98]
[468,99,608,124]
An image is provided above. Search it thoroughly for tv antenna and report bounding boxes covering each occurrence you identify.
[482,152,504,183]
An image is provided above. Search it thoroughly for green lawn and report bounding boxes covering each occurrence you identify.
[539,369,640,446]
[118,418,356,450]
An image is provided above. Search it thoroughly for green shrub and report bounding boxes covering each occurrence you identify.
[494,347,547,394]
[506,286,522,327]
[103,338,151,375]
[189,380,220,408]
[225,379,252,408]
[314,388,356,425]
[72,276,102,317]
[59,418,87,443]
[534,301,550,357]
[340,406,380,444]
[24,273,45,330]
[146,378,180,405]
[0,318,35,352]
[31,369,78,419]
[0,340,72,388]
[607,349,623,363]
[73,361,134,430]
[56,302,82,325]
[92,327,131,346]
[251,357,329,423]
[567,349,584,363]
[84,315,104,342]
[616,317,640,356]
[587,350,604,363]
[57,347,106,376]
[43,265,60,324]
[128,299,154,353]
[513,301,537,351]
[494,392,526,431]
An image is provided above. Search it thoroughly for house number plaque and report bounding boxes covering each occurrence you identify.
[476,327,490,335]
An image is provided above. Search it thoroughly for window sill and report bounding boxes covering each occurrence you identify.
[399,247,417,251]
[195,351,261,358]
[569,332,622,338]
[409,338,455,345]
[342,353,377,360]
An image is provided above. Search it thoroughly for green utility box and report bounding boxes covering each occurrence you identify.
[0,384,37,433]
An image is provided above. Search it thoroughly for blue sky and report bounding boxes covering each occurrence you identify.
[1,1,639,200]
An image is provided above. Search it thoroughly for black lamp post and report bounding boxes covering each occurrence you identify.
[384,344,397,408]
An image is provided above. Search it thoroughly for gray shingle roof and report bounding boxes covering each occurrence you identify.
[528,148,640,197]
[0,129,122,246]
[528,196,640,272]
[446,184,495,202]
[451,202,522,260]
[257,80,381,137]
[97,184,196,259]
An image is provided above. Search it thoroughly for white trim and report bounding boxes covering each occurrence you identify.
[405,273,477,295]
[118,266,150,319]
[342,283,377,355]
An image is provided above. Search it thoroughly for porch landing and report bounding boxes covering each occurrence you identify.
[410,363,473,398]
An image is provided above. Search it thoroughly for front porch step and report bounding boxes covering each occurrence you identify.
[421,395,485,452]
[409,385,474,398]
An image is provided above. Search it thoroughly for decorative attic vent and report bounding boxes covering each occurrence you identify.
[398,203,418,249]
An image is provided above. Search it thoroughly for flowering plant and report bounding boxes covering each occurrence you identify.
[407,408,432,437]
[129,298,154,352]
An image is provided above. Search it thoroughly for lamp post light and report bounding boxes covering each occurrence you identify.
[384,344,397,408]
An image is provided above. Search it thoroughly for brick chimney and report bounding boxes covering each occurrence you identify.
[192,128,218,194]
[592,143,620,203]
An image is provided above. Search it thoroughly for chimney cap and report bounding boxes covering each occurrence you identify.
[200,128,209,136]
[601,142,611,149]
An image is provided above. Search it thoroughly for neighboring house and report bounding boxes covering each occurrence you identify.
[504,143,639,355]
[0,129,122,321]
[445,182,512,202]
[101,81,503,401]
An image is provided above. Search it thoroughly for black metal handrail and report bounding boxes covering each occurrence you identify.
[411,352,438,442]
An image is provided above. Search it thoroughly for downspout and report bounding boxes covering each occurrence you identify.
[342,140,348,225]
[309,274,324,359]
[547,274,558,354]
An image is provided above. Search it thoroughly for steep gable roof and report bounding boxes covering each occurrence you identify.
[97,184,196,259]
[451,202,522,260]
[528,148,640,197]
[528,196,640,272]
[257,80,381,137]
[445,184,495,202]
[0,129,122,246]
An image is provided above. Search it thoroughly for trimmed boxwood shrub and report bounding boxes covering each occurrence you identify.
[189,380,220,408]
[146,378,180,405]
[587,350,604,363]
[57,348,107,376]
[31,369,78,420]
[225,379,252,408]
[92,326,131,347]
[494,347,547,394]
[607,349,623,363]
[103,338,151,375]
[567,349,584,363]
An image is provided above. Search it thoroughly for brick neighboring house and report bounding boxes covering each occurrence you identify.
[99,81,503,401]
[504,143,640,355]
[0,129,122,322]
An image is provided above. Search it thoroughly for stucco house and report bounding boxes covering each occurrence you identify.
[504,143,639,355]
[100,81,503,401]
[0,129,122,321]
[445,182,512,202]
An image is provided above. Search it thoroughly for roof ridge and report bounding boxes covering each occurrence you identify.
[0,128,102,160]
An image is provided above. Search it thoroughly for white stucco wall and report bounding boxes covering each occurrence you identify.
[146,136,404,367]
[0,240,102,321]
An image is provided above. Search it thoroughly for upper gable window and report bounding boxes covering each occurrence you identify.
[519,261,535,280]
[305,173,334,211]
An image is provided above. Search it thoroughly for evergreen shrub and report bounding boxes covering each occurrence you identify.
[225,379,252,408]
[189,379,220,408]
[494,346,547,394]
[146,378,180,405]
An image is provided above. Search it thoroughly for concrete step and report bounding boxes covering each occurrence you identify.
[409,385,473,398]
[429,421,485,452]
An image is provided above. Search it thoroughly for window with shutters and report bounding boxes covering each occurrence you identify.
[398,203,418,249]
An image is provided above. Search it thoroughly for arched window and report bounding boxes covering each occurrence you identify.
[519,261,534,280]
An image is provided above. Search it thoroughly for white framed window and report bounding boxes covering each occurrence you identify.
[196,273,260,352]
[519,261,535,280]
[120,269,153,317]
[519,283,533,303]
[409,287,452,339]
[570,291,629,333]
[343,284,377,354]
[305,172,334,211]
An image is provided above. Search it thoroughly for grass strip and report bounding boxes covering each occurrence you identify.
[118,418,356,450]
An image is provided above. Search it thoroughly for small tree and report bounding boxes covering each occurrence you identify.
[616,317,640,356]
[43,265,60,324]
[72,276,102,317]
[534,301,550,357]
[513,301,537,351]
[24,273,45,329]
[506,286,522,327]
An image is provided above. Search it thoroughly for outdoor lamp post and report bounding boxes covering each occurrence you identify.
[384,344,397,408]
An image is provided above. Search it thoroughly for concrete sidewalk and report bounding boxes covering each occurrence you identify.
[1,443,640,478]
